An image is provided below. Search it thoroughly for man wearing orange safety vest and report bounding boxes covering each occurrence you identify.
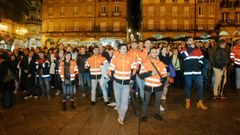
[108,43,137,125]
[128,41,141,95]
[136,40,152,101]
[139,47,168,122]
[85,46,110,106]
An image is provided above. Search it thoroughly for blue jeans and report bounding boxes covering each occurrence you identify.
[184,75,203,100]
[62,83,75,102]
[136,75,145,101]
[202,59,209,87]
[236,68,240,89]
[38,77,51,97]
[79,72,91,94]
[113,81,130,121]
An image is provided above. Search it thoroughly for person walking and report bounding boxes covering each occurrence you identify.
[108,44,137,125]
[140,47,167,122]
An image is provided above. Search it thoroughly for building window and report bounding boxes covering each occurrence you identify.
[101,6,106,13]
[172,19,177,29]
[208,19,214,29]
[113,5,120,16]
[114,5,120,13]
[160,19,165,29]
[198,6,204,16]
[236,13,240,24]
[172,6,178,17]
[48,22,53,32]
[184,20,189,29]
[184,7,189,17]
[74,22,79,31]
[148,6,154,17]
[209,6,215,17]
[184,0,189,3]
[160,7,166,16]
[61,22,65,31]
[198,19,203,29]
[86,21,92,31]
[204,0,209,3]
[113,22,120,32]
[74,7,78,16]
[198,0,203,3]
[60,7,65,17]
[48,7,53,17]
[100,22,107,31]
[222,12,229,23]
[148,19,154,30]
[87,6,93,16]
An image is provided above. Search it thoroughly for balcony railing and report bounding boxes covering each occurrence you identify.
[220,1,240,8]
[98,12,107,17]
[25,19,42,25]
[141,24,216,32]
[221,19,240,26]
[112,11,121,17]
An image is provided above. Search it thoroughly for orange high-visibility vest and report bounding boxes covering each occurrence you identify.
[109,53,136,80]
[58,60,79,82]
[128,49,141,68]
[140,58,167,87]
[138,48,150,65]
[85,55,108,76]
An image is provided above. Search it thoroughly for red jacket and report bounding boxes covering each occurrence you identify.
[230,45,240,67]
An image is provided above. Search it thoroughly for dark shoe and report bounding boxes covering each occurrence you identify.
[141,116,147,123]
[213,96,219,101]
[70,101,75,111]
[62,102,66,111]
[4,104,12,108]
[91,101,96,105]
[219,95,227,99]
[154,114,163,121]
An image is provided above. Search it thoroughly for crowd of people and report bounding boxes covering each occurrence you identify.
[0,36,240,125]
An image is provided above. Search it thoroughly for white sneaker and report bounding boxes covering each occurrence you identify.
[24,95,32,100]
[114,106,117,110]
[107,102,116,107]
[34,96,38,99]
[160,105,165,111]
[55,91,60,96]
[117,118,124,125]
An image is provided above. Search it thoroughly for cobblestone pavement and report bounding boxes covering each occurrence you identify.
[0,86,239,135]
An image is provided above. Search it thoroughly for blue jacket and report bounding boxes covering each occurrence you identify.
[181,46,204,75]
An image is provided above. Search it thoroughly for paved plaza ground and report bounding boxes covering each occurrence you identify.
[0,86,239,135]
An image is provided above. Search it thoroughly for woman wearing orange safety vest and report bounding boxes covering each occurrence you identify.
[85,46,110,106]
[139,47,168,122]
[109,43,137,125]
[58,52,79,111]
